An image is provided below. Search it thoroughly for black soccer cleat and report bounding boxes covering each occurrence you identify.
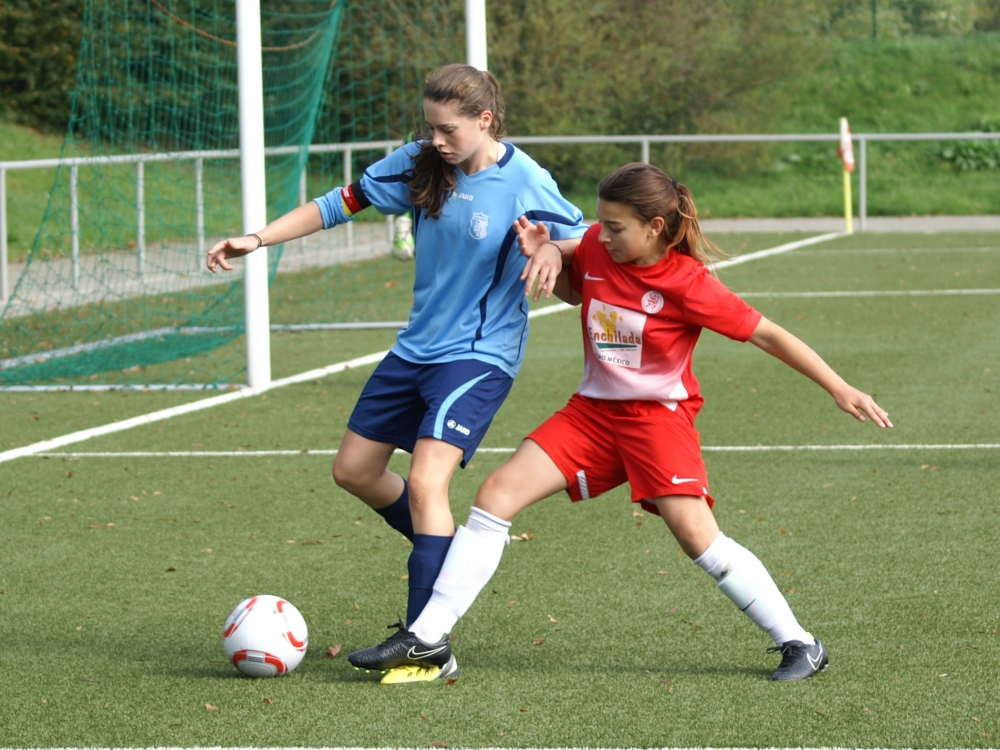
[348,621,453,672]
[767,638,829,681]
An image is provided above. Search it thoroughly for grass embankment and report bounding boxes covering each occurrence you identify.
[564,34,1000,219]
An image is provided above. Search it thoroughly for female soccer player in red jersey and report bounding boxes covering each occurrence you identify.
[353,162,892,683]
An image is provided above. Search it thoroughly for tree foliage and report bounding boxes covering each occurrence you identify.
[0,0,83,130]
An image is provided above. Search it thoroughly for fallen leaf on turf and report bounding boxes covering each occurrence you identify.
[632,511,644,517]
[401,574,409,580]
[815,711,826,717]
[261,697,273,705]
[200,548,211,553]
[507,600,516,606]
[520,707,530,712]
[658,570,670,575]
[547,614,559,623]
[420,714,427,720]
[166,567,176,572]
[863,707,870,712]
[325,644,342,658]
[531,638,545,646]
[205,703,221,710]
[446,677,457,686]
[973,717,981,722]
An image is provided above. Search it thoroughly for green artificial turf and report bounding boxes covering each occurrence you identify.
[1,231,998,747]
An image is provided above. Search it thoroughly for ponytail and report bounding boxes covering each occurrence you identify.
[598,163,727,265]
[408,64,505,219]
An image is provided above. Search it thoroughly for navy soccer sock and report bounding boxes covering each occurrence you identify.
[406,534,453,628]
[373,481,413,541]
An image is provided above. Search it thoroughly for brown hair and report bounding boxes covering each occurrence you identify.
[408,64,506,219]
[597,163,726,265]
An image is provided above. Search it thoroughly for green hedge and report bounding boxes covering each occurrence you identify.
[0,0,82,131]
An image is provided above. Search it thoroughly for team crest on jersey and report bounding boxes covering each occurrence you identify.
[469,211,489,240]
[586,300,646,369]
[641,290,664,314]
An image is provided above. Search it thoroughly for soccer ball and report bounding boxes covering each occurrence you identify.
[222,595,308,677]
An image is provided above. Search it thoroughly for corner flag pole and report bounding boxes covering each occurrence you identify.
[838,117,855,235]
[236,0,271,388]
[466,0,488,70]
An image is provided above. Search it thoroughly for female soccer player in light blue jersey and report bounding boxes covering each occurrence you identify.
[207,64,587,679]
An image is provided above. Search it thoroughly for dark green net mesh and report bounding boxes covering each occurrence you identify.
[0,0,461,387]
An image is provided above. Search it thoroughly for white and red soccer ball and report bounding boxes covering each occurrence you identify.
[222,595,308,677]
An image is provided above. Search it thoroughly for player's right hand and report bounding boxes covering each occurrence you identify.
[207,236,259,273]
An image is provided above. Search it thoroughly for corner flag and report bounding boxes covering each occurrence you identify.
[837,117,854,233]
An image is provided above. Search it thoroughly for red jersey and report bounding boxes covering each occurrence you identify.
[568,223,761,422]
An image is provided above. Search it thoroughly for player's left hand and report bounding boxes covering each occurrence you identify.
[514,216,561,300]
[833,385,893,428]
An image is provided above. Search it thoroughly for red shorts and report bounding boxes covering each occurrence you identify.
[528,393,714,516]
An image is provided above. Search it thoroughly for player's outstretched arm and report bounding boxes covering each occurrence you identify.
[748,316,892,428]
[207,202,324,273]
[513,216,581,304]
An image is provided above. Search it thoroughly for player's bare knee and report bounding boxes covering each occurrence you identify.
[331,453,369,494]
[474,472,516,518]
[405,471,447,512]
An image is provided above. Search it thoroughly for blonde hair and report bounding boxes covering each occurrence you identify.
[409,64,505,219]
[598,163,726,265]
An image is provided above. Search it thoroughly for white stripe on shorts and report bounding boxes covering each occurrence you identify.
[577,469,590,500]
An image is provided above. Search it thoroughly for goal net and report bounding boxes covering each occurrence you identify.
[0,0,461,389]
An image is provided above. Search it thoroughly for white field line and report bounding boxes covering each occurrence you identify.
[32,443,1000,458]
[711,232,846,269]
[794,245,1000,255]
[0,232,845,466]
[0,350,388,465]
[4,748,996,750]
[737,288,1000,298]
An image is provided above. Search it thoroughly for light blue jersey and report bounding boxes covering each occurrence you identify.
[314,141,586,377]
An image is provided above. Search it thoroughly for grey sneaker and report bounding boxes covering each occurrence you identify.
[767,639,829,681]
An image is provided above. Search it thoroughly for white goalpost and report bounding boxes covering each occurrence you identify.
[236,0,271,388]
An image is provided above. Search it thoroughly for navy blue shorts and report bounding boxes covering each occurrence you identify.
[347,352,514,467]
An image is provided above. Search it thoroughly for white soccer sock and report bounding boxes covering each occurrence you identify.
[410,507,511,643]
[694,533,813,646]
